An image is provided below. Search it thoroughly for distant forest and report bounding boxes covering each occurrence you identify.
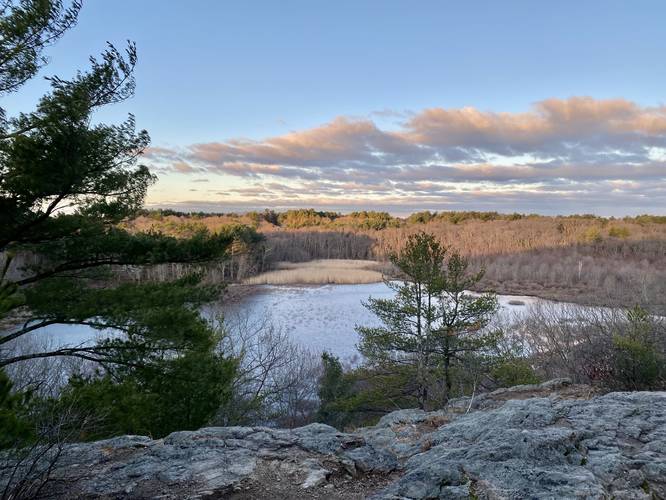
[125,209,666,312]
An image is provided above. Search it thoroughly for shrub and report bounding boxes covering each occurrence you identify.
[218,313,322,428]
[57,350,236,440]
[316,353,352,428]
[0,369,33,449]
[609,307,665,390]
[491,359,541,387]
[611,336,662,390]
[505,303,666,389]
[608,226,630,239]
[582,227,603,243]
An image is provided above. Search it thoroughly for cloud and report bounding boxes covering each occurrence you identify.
[402,97,666,158]
[184,117,420,169]
[172,161,196,173]
[145,97,666,215]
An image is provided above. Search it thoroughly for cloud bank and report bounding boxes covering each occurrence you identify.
[146,97,666,214]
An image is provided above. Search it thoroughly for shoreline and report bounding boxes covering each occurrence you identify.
[224,280,633,312]
[228,259,661,312]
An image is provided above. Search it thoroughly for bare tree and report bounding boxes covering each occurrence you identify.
[214,312,322,427]
[0,395,101,500]
[503,302,666,388]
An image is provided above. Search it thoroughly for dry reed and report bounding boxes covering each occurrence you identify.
[243,259,384,284]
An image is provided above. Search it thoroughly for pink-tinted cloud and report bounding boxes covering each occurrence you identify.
[402,97,666,157]
[172,161,196,173]
[145,97,666,214]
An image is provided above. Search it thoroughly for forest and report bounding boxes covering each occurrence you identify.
[126,208,666,312]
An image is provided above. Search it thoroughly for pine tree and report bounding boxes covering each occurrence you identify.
[0,1,240,433]
[0,1,237,369]
[316,352,351,428]
[357,232,499,408]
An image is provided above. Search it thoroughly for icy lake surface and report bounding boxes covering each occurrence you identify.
[6,283,581,362]
[220,283,571,363]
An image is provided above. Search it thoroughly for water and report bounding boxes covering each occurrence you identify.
[4,283,578,363]
[219,283,568,363]
[1,321,120,360]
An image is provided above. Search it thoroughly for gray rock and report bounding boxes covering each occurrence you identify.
[2,380,664,499]
[300,458,330,488]
[376,408,429,428]
[373,391,666,499]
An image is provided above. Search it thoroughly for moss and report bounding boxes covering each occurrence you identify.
[466,476,479,500]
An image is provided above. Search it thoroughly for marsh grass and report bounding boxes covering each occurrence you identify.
[243,259,386,285]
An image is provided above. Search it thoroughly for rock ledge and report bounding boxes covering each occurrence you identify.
[2,380,665,499]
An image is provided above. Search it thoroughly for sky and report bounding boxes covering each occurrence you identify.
[5,0,666,215]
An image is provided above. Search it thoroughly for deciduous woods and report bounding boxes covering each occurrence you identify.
[127,209,666,311]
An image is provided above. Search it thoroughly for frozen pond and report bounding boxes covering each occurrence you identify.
[1,320,120,359]
[4,283,585,363]
[219,283,576,363]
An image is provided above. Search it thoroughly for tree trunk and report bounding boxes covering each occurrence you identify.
[443,335,451,403]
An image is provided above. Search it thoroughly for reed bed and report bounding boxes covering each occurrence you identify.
[243,259,385,285]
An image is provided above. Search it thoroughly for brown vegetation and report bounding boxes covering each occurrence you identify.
[125,209,666,312]
[504,303,666,390]
[242,260,385,285]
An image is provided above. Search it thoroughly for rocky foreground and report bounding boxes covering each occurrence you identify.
[3,379,666,499]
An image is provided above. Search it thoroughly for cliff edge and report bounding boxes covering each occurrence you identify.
[3,379,665,499]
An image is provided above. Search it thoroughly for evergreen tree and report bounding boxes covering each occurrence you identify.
[316,352,351,428]
[0,1,234,366]
[357,232,499,408]
[0,1,240,433]
[430,251,500,403]
[610,306,665,390]
[56,347,236,439]
[0,369,32,448]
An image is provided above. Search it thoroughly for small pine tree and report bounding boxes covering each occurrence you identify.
[357,232,499,408]
[0,369,33,449]
[316,352,351,428]
[611,306,664,390]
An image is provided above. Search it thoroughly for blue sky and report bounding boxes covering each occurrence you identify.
[5,1,666,215]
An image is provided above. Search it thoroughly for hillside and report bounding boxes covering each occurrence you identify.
[4,379,665,499]
[126,209,666,311]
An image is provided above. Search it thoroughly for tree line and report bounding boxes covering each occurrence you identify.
[127,210,666,312]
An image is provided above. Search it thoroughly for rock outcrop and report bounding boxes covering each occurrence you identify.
[2,379,665,499]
